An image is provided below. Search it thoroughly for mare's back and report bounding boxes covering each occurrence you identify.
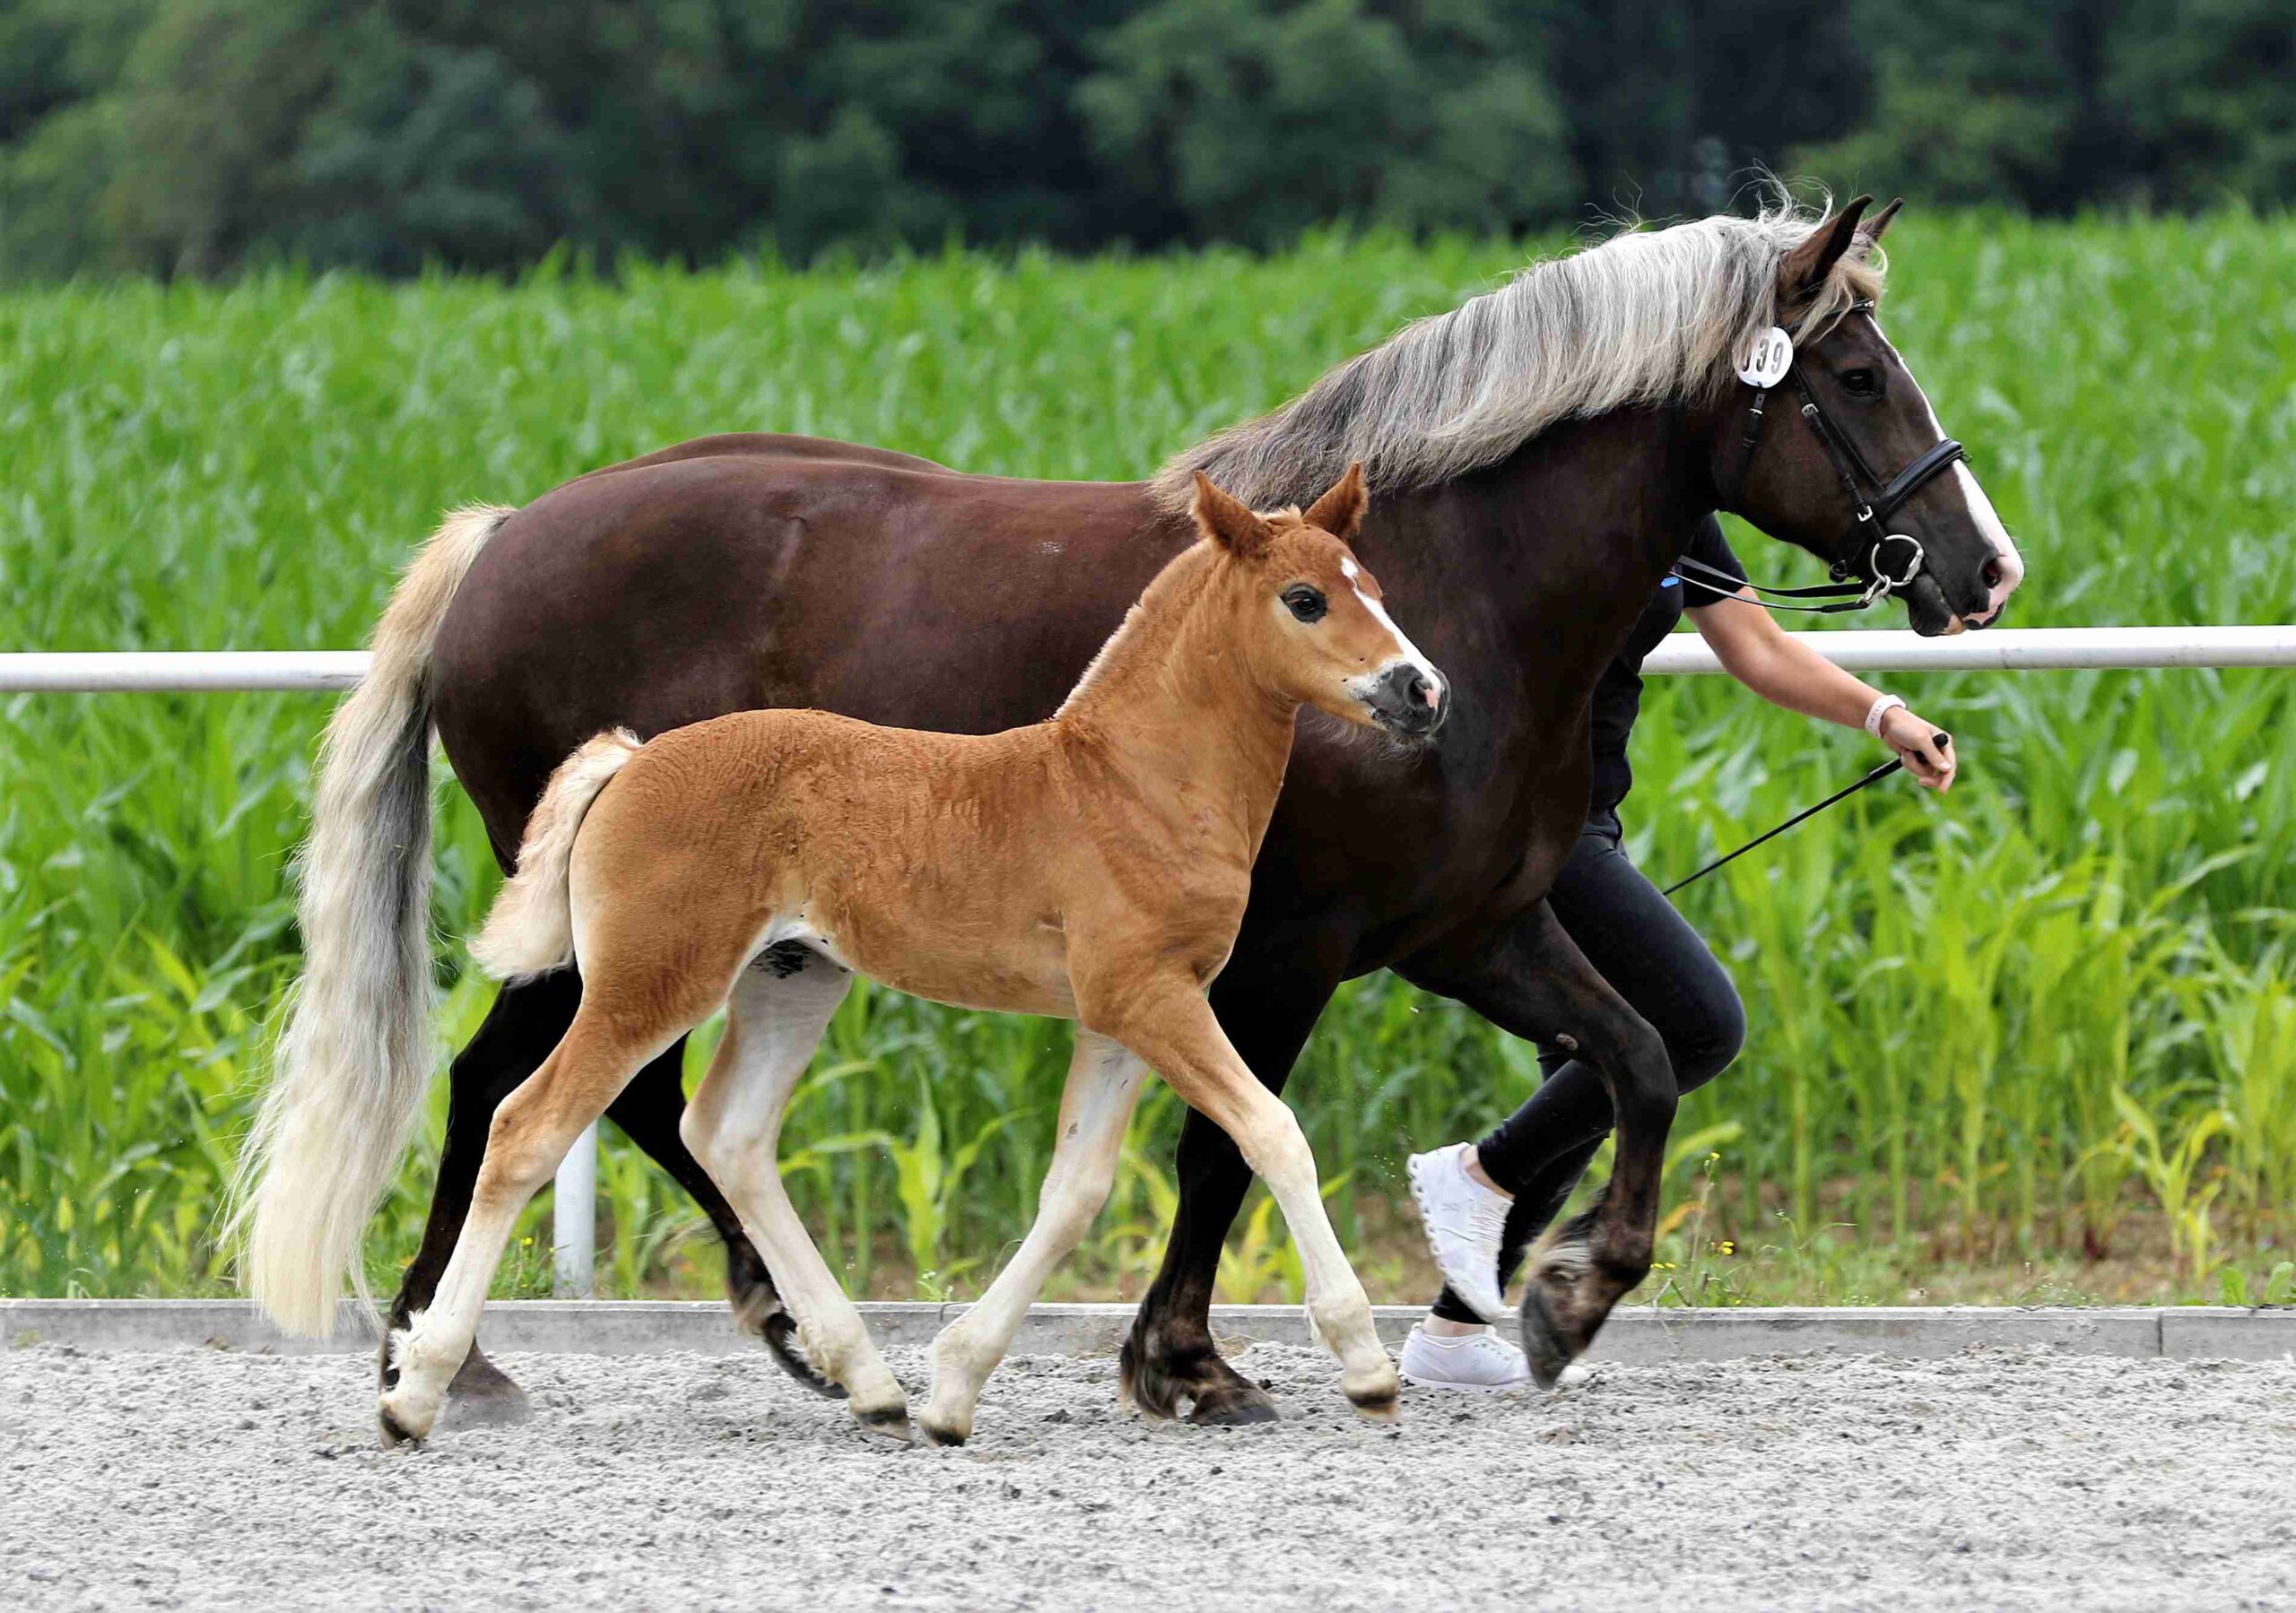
[430,436,1188,859]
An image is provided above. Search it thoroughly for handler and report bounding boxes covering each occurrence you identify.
[1399,514,1956,1391]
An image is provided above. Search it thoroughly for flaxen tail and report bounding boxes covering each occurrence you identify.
[228,505,513,1337]
[470,730,643,981]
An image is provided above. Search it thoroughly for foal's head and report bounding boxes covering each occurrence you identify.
[1189,464,1448,741]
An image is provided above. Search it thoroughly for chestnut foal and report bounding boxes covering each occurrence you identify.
[375,464,1448,1446]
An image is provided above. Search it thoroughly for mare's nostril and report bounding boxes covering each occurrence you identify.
[1981,558,2004,591]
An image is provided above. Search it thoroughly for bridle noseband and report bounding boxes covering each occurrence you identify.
[1680,299,1968,615]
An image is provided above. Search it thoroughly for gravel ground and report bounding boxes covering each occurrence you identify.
[4,1339,2292,1611]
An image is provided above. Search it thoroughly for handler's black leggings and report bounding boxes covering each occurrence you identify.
[1429,814,1745,1326]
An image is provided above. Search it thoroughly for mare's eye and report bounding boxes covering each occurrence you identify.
[1283,585,1327,623]
[1841,368,1882,398]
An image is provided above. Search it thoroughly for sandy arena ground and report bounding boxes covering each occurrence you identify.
[4,1339,2291,1610]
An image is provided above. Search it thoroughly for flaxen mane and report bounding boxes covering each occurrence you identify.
[1154,194,1885,511]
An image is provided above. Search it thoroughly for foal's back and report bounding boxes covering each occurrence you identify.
[570,707,1107,1019]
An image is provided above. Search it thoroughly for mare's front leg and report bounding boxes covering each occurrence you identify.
[1097,977,1397,1422]
[1400,899,1677,1384]
[1122,953,1338,1426]
[918,1032,1148,1445]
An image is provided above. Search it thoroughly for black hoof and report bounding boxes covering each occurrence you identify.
[757,1310,846,1401]
[1122,1332,1282,1426]
[919,1421,969,1448]
[1518,1287,1573,1390]
[437,1346,535,1431]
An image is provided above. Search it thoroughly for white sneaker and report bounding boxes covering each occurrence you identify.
[1399,1324,1532,1392]
[1406,1142,1510,1322]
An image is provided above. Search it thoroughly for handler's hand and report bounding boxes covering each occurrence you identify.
[1880,706,1956,792]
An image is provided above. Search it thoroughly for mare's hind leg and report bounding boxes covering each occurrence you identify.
[378,1003,687,1444]
[379,970,580,1427]
[919,1032,1148,1445]
[679,947,912,1437]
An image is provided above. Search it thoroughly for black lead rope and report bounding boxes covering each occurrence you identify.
[1661,733,1950,897]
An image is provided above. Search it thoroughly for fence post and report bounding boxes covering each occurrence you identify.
[553,1123,597,1297]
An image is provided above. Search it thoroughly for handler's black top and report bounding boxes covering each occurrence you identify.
[1588,516,1746,818]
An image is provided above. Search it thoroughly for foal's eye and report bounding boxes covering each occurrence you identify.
[1841,368,1882,398]
[1283,585,1327,623]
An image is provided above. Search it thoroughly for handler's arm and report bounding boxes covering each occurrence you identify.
[1690,589,1958,792]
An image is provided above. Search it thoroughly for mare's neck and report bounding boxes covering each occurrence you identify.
[1051,542,1298,844]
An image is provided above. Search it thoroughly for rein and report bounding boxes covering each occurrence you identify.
[1661,730,1949,897]
[1684,299,1967,614]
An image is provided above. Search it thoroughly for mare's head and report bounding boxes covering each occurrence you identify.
[1189,464,1448,740]
[1717,195,2024,637]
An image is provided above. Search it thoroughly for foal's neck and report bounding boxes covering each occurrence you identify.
[1051,542,1297,826]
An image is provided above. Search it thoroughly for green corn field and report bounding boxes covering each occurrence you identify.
[3,214,2292,1312]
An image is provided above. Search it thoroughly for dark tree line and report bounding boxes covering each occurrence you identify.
[1,0,2289,279]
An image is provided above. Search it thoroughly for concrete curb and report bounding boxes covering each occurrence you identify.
[6,1299,2293,1363]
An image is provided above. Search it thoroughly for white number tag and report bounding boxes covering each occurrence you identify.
[1736,326,1794,388]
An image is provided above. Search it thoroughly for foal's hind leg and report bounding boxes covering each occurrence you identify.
[680,948,911,1437]
[920,1032,1148,1445]
[378,1005,685,1444]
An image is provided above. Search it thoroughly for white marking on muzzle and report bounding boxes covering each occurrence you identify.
[1340,557,1446,710]
[1901,352,2024,625]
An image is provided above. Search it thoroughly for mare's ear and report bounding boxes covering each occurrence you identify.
[1190,471,1271,559]
[1779,194,1871,303]
[1860,196,1903,246]
[1302,460,1368,542]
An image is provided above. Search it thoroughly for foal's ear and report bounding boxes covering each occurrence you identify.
[1779,194,1872,301]
[1303,461,1368,542]
[1190,471,1272,558]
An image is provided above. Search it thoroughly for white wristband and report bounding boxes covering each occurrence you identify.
[1865,693,1907,738]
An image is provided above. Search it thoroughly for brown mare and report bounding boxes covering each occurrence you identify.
[237,194,2022,1424]
[370,467,1441,1446]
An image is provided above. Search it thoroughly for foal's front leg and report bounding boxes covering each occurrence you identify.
[1094,979,1398,1421]
[918,1032,1147,1445]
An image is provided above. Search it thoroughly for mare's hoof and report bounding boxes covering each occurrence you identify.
[853,1401,916,1444]
[918,1418,970,1448]
[1518,1287,1573,1390]
[1121,1333,1283,1427]
[754,1309,846,1401]
[438,1348,534,1431]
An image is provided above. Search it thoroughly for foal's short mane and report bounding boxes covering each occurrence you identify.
[1152,194,1885,512]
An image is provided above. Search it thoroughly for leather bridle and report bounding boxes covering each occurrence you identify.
[1681,299,1968,615]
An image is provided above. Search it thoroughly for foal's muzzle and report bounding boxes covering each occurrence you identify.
[1365,661,1448,739]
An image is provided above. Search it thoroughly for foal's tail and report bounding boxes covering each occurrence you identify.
[230,504,513,1337]
[470,729,643,982]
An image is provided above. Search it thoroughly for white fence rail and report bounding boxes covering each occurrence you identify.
[9,623,2294,1296]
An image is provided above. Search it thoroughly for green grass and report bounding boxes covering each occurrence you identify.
[3,215,2292,1309]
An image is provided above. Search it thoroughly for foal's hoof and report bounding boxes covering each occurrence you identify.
[438,1347,534,1431]
[1347,1388,1402,1424]
[1518,1287,1574,1390]
[918,1417,970,1449]
[852,1401,916,1444]
[376,1404,424,1450]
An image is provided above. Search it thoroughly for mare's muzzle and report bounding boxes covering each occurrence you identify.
[1366,662,1448,738]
